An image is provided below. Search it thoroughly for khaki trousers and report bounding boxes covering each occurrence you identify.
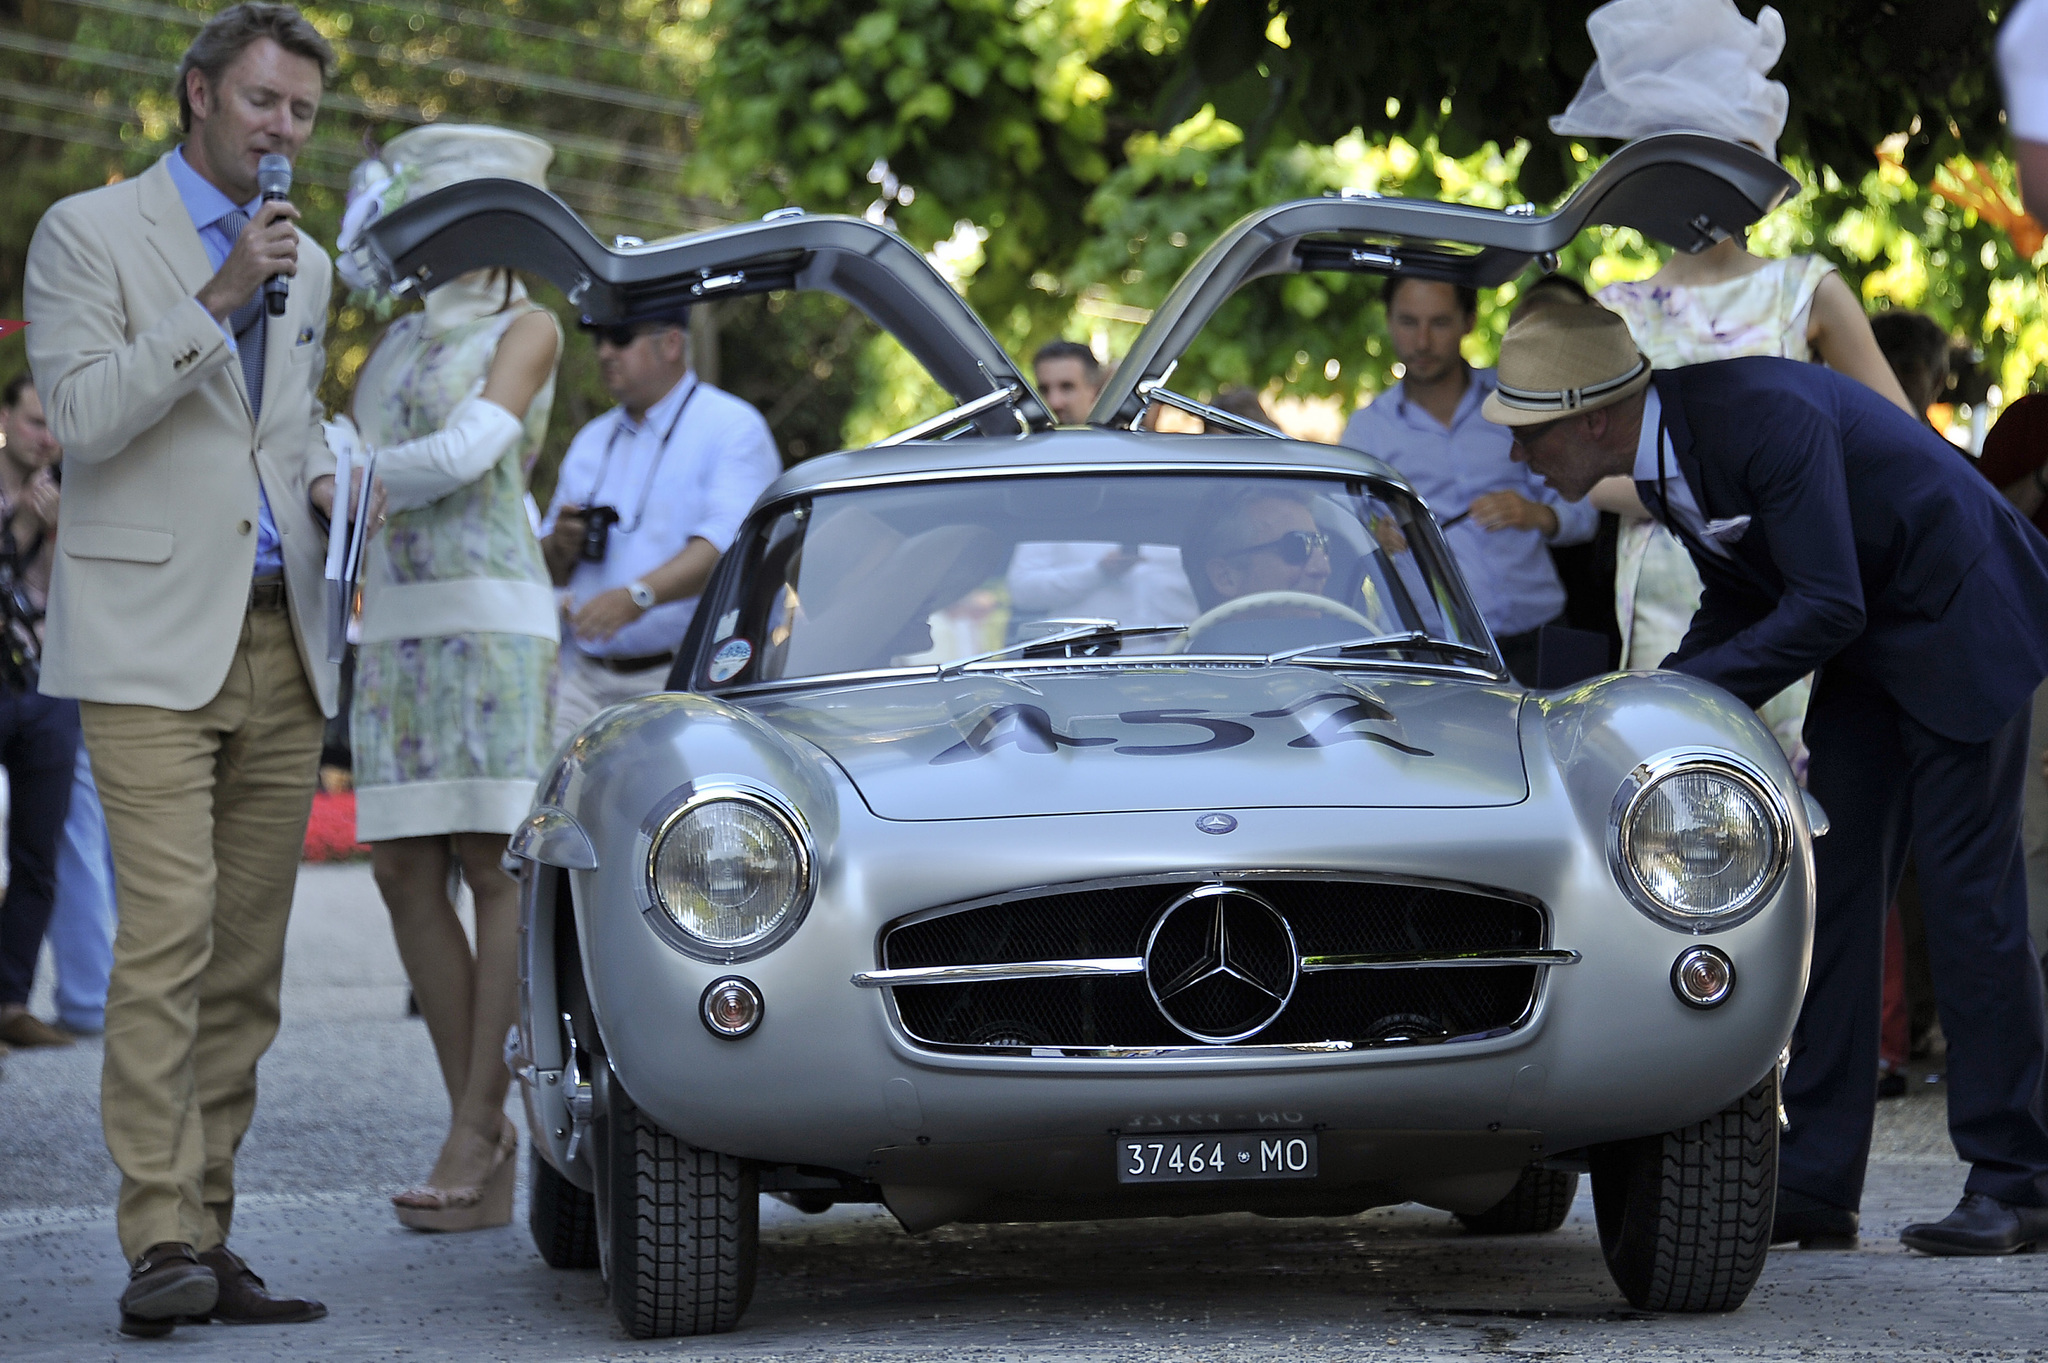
[551,646,670,748]
[82,597,323,1261]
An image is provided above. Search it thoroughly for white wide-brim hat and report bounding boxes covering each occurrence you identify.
[1549,0,1789,159]
[1482,303,1652,427]
[379,124,552,200]
[336,125,553,292]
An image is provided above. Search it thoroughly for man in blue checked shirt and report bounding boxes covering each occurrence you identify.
[1340,275,1595,684]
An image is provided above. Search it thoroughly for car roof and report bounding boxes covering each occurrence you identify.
[755,427,1414,503]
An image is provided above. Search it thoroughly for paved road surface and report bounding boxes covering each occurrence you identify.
[2,864,2043,1360]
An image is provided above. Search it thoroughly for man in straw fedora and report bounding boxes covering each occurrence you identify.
[1495,299,2048,1256]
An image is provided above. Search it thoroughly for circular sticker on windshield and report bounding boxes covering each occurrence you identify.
[708,637,753,683]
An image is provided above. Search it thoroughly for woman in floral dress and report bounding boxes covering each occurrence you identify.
[334,126,562,1232]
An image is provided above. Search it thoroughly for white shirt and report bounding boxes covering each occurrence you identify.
[543,371,780,658]
[1633,388,1729,559]
[1006,542,1199,630]
[2002,0,2048,142]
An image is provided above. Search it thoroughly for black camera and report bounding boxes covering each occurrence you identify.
[580,505,621,562]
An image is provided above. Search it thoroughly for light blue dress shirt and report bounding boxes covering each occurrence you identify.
[1341,366,1597,638]
[166,147,282,577]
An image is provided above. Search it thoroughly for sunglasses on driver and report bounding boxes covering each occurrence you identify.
[1221,529,1329,566]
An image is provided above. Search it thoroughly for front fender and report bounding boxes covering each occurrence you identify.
[1523,670,1814,1119]
[512,692,842,1181]
[556,693,843,1066]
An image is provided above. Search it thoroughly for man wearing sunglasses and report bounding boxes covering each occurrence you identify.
[540,307,779,743]
[1191,491,1333,607]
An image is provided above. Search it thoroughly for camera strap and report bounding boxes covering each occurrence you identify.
[591,374,699,534]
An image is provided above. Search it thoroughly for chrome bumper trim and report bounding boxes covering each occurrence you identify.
[853,947,1576,989]
[1300,948,1581,971]
[852,957,1146,987]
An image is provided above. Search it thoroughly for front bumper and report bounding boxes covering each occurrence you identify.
[522,789,1810,1213]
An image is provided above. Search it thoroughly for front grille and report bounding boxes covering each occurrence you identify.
[881,878,1548,1052]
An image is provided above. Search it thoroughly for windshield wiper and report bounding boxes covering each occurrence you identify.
[939,621,1188,677]
[1265,631,1496,668]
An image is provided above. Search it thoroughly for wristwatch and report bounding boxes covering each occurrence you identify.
[627,579,656,611]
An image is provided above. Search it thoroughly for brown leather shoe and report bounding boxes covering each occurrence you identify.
[118,1242,217,1337]
[190,1245,327,1324]
[0,1007,75,1048]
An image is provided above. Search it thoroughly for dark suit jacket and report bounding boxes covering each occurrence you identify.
[1644,358,2048,744]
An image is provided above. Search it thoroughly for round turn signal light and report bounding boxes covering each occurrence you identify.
[700,976,764,1038]
[1671,945,1735,1010]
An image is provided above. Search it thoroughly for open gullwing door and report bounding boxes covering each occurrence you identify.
[1090,133,1800,428]
[362,186,1045,436]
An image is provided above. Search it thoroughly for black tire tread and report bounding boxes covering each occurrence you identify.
[1591,1072,1778,1313]
[1456,1164,1580,1235]
[607,1087,757,1338]
[529,1147,600,1270]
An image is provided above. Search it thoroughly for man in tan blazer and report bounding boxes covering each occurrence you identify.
[23,4,365,1337]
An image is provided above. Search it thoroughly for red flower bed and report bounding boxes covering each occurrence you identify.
[304,789,369,862]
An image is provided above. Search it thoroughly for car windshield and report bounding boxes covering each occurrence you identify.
[693,472,1492,690]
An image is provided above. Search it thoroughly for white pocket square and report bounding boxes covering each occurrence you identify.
[1702,515,1751,542]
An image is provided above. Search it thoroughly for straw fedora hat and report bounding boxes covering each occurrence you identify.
[1481,302,1652,427]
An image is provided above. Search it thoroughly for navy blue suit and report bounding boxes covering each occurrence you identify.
[1647,358,2048,1212]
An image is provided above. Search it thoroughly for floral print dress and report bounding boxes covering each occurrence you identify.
[350,288,560,841]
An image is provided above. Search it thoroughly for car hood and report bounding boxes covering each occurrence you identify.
[745,668,1528,821]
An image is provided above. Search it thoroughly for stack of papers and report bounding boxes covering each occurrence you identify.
[322,421,379,663]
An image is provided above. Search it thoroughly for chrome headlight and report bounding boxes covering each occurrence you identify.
[645,782,813,961]
[1609,751,1790,932]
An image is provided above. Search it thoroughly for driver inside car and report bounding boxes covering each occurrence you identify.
[1177,486,1355,656]
[1189,488,1333,608]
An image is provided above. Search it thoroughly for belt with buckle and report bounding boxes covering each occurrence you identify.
[589,650,674,675]
[249,576,287,611]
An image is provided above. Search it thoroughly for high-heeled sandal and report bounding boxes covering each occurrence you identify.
[393,1121,517,1232]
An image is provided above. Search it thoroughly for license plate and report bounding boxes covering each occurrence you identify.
[1115,1132,1318,1183]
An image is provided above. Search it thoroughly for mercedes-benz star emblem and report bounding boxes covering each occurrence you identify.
[1195,812,1237,835]
[1143,885,1299,1043]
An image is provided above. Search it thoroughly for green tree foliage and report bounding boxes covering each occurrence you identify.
[0,0,2038,470]
[696,0,1184,344]
[1169,1,2016,201]
[694,0,2045,419]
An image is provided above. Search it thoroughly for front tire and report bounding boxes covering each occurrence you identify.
[1456,1165,1579,1235]
[1589,1071,1778,1313]
[598,1079,757,1337]
[529,1147,599,1269]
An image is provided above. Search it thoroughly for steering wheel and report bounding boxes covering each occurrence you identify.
[1176,591,1375,653]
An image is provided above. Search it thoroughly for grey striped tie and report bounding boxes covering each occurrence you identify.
[219,209,265,417]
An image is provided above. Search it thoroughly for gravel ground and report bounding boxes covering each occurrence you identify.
[1,863,2043,1361]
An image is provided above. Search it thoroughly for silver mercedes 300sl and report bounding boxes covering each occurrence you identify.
[362,132,1822,1338]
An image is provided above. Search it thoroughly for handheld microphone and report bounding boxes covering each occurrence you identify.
[256,154,293,317]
